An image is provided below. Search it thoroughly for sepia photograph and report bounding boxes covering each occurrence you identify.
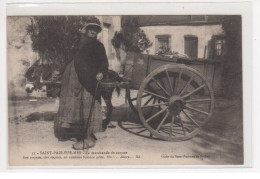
[7,14,243,166]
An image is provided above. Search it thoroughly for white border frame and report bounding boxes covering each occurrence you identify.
[0,0,255,172]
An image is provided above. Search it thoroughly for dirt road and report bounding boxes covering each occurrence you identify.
[8,90,243,166]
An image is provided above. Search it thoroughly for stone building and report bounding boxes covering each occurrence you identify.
[135,15,226,59]
[96,16,121,70]
[121,15,228,95]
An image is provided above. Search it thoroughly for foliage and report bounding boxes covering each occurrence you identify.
[26,16,100,74]
[221,15,242,61]
[25,16,101,97]
[156,46,173,56]
[111,16,152,53]
[220,16,242,99]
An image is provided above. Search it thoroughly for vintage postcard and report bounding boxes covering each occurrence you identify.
[6,3,249,167]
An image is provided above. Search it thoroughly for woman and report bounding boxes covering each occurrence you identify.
[55,21,108,150]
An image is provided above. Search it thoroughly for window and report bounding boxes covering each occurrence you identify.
[155,35,171,55]
[214,37,226,57]
[208,35,226,59]
[184,35,198,58]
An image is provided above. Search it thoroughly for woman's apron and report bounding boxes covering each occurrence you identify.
[56,61,103,136]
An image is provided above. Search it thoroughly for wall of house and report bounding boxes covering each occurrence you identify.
[141,24,223,58]
[7,17,38,98]
[98,16,121,71]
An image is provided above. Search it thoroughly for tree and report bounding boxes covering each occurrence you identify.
[25,16,100,97]
[111,16,152,53]
[221,16,242,99]
[26,16,100,75]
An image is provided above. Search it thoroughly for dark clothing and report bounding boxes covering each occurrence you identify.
[55,37,108,141]
[74,37,109,100]
[55,61,103,139]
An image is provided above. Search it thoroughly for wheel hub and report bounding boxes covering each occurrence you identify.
[168,96,185,115]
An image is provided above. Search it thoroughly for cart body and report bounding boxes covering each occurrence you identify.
[124,52,223,93]
[117,52,218,141]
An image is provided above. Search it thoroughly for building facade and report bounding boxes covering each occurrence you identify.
[97,16,121,68]
[121,15,227,95]
[135,15,225,59]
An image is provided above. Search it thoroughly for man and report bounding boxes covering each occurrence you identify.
[56,20,110,150]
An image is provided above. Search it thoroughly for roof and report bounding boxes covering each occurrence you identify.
[122,15,225,26]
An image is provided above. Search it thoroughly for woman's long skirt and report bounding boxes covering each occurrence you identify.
[54,61,103,140]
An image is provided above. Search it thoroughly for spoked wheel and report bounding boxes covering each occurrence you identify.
[137,64,214,141]
[126,86,138,113]
[126,85,152,114]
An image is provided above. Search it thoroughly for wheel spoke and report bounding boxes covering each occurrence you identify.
[156,112,169,132]
[181,84,206,99]
[147,84,168,98]
[160,128,184,136]
[137,65,214,141]
[141,102,168,108]
[157,99,161,109]
[148,98,157,116]
[165,70,174,95]
[174,68,182,94]
[146,107,168,123]
[151,77,171,97]
[159,77,168,99]
[178,115,186,135]
[185,98,211,103]
[182,110,200,128]
[144,90,168,101]
[159,77,166,89]
[126,126,146,130]
[143,96,154,106]
[184,105,209,116]
[179,75,195,96]
[131,93,150,101]
[170,115,175,136]
[136,128,147,134]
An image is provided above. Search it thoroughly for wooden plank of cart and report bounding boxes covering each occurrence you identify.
[100,52,222,142]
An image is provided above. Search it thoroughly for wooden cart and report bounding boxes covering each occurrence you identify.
[103,53,215,141]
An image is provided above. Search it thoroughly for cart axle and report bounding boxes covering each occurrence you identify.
[168,96,185,116]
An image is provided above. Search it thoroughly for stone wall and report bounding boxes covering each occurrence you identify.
[7,16,38,98]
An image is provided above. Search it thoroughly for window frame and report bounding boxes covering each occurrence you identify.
[214,35,226,57]
[184,35,198,58]
[155,34,171,54]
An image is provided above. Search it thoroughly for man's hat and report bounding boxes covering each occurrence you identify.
[86,23,102,33]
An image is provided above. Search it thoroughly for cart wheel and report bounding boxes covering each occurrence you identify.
[137,64,214,141]
[127,86,156,114]
[126,86,138,113]
[126,85,152,114]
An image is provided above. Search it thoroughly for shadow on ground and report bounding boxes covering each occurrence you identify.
[26,111,57,122]
[111,104,160,140]
[113,98,243,140]
[112,98,244,164]
[22,97,244,164]
[190,98,243,164]
[23,97,243,143]
[191,132,244,164]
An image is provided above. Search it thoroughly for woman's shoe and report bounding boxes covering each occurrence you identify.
[69,138,78,142]
[102,119,110,131]
[72,138,96,150]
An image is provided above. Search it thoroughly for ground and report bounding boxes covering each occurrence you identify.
[8,90,243,166]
